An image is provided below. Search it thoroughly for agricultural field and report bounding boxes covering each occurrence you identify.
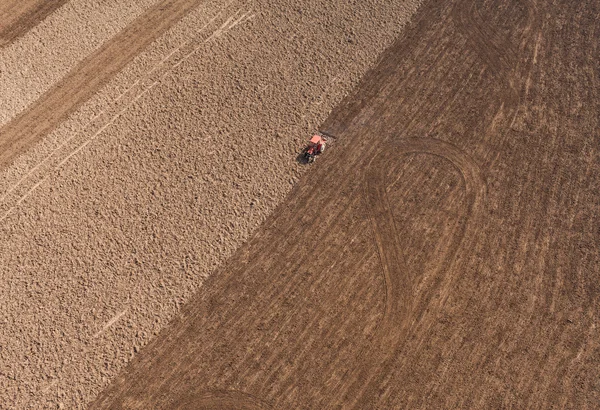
[0,0,423,408]
[0,0,598,409]
[92,0,600,408]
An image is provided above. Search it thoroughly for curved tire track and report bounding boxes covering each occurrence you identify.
[348,137,485,407]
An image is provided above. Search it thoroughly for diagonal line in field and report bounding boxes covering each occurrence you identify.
[0,1,256,223]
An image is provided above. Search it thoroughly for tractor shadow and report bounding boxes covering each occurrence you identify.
[296,151,312,165]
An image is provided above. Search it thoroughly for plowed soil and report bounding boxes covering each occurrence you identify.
[0,0,67,47]
[0,0,161,127]
[91,0,600,409]
[0,0,206,168]
[0,0,423,408]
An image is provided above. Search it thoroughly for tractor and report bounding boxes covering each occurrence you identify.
[303,135,326,163]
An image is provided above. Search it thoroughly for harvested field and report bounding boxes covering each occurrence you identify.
[0,0,423,408]
[91,0,600,409]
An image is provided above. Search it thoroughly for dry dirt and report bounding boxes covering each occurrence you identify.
[90,0,600,409]
[0,0,161,127]
[0,0,68,47]
[0,0,423,408]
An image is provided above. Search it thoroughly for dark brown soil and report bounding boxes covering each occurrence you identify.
[91,0,600,408]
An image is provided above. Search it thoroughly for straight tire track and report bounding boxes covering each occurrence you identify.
[0,0,69,47]
[0,0,208,170]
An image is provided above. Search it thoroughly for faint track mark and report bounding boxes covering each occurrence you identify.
[172,390,273,410]
[94,308,129,338]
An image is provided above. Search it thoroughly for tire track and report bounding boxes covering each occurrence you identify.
[0,0,218,171]
[344,137,485,408]
[0,4,253,224]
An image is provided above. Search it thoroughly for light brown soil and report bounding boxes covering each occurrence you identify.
[0,0,160,127]
[0,0,423,408]
[0,0,212,169]
[91,0,600,409]
[0,0,68,47]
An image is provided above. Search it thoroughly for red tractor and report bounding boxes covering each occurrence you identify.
[303,135,326,163]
